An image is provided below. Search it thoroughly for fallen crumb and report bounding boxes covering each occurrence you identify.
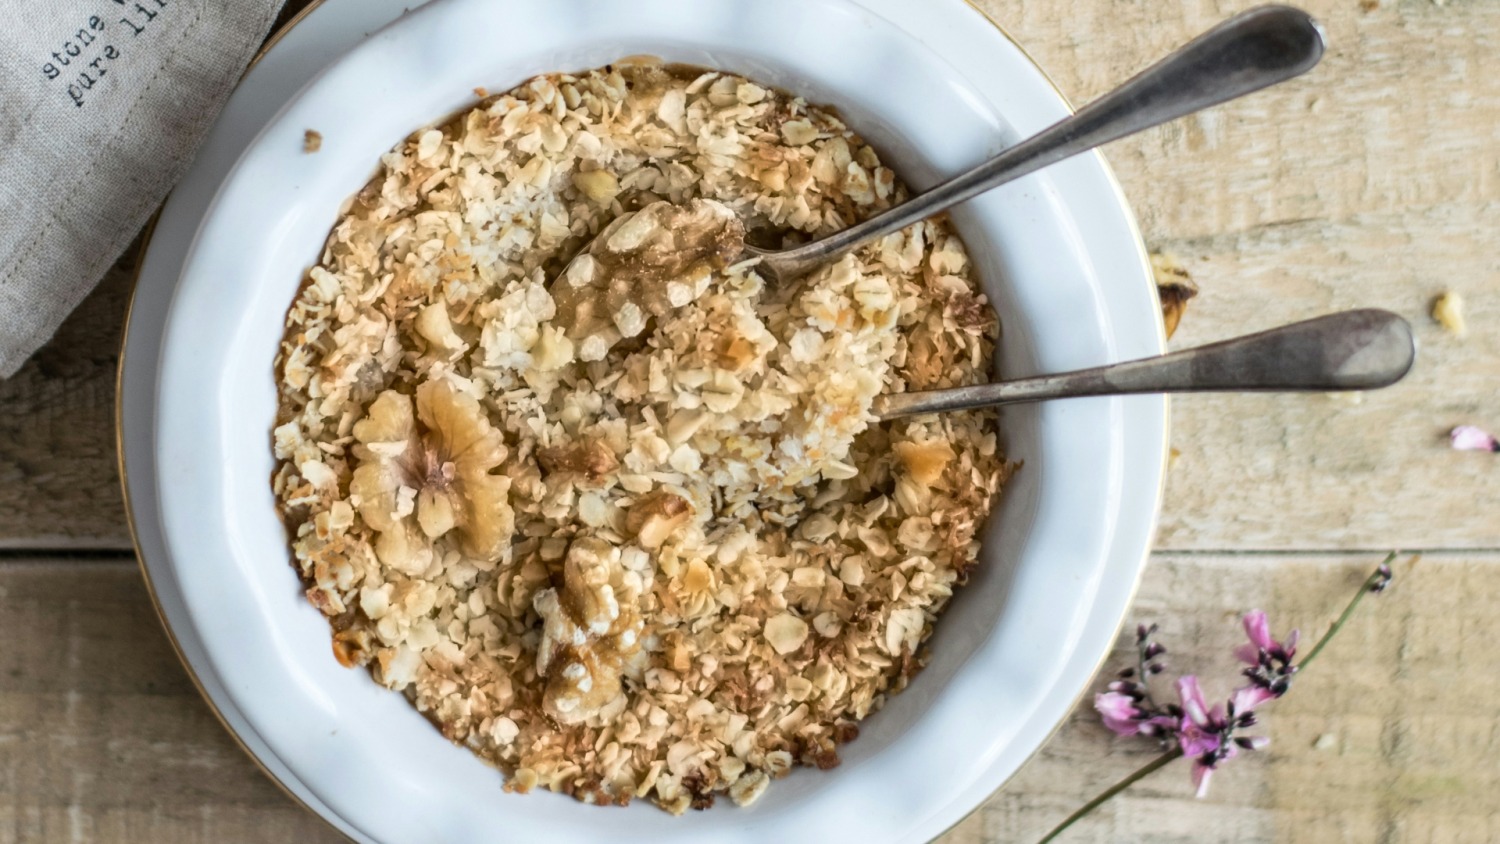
[1313,733,1337,751]
[1450,425,1499,452]
[303,129,322,153]
[1150,252,1199,340]
[1430,291,1466,337]
[473,86,489,98]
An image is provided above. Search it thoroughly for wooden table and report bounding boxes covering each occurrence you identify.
[2,0,1495,840]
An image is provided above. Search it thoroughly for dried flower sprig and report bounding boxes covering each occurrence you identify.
[1094,624,1174,738]
[1036,552,1402,844]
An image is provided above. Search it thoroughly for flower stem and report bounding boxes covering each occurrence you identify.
[1035,748,1184,844]
[1296,552,1398,672]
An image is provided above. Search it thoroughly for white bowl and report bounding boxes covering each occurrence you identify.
[120,0,1167,840]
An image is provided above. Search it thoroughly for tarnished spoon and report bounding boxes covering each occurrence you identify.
[749,5,1325,284]
[873,309,1415,420]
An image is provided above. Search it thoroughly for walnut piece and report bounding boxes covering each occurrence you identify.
[1431,291,1467,338]
[550,199,745,355]
[538,439,619,479]
[625,491,692,550]
[1150,252,1198,340]
[534,538,644,724]
[895,440,956,487]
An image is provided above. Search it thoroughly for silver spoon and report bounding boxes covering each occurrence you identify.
[748,5,1326,284]
[873,309,1415,420]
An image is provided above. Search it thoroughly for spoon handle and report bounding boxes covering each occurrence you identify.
[760,5,1325,279]
[873,309,1414,420]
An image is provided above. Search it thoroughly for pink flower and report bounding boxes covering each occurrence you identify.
[1173,676,1267,797]
[1065,555,1396,833]
[1174,677,1218,753]
[1232,683,1275,713]
[1094,623,1179,739]
[1096,684,1176,738]
[1236,610,1300,701]
[1096,690,1145,736]
[1451,425,1499,452]
[1175,676,1229,795]
[1234,610,1299,666]
[1190,759,1216,797]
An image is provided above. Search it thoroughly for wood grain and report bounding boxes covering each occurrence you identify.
[0,559,339,844]
[967,0,1500,551]
[1154,201,1499,551]
[0,260,132,551]
[3,553,1480,844]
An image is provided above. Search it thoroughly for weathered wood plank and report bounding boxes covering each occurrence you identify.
[965,0,1500,551]
[0,559,339,844]
[981,0,1500,240]
[1,0,1494,554]
[1154,203,1499,551]
[3,553,1480,843]
[978,0,1494,551]
[0,260,133,551]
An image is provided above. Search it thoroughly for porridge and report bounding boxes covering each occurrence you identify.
[272,63,1008,813]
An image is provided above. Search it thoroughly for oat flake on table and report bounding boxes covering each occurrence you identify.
[272,63,1009,813]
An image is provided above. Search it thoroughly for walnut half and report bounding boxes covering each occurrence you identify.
[348,380,515,573]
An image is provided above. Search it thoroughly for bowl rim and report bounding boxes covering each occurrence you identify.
[116,0,1168,840]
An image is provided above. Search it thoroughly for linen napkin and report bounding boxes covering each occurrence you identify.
[0,0,287,377]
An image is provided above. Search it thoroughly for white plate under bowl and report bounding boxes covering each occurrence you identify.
[119,0,1166,841]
